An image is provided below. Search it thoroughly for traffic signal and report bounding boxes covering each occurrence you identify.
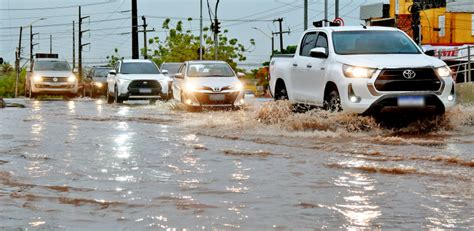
[213,19,221,34]
[216,20,221,34]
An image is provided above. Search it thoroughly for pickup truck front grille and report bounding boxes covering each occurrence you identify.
[374,68,442,92]
[42,77,68,83]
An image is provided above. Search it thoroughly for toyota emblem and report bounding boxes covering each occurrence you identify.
[53,77,58,82]
[402,69,416,79]
[214,87,220,92]
[143,81,148,84]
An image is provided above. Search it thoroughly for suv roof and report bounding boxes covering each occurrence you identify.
[121,59,154,64]
[307,26,400,33]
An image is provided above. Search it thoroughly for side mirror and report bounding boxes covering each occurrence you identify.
[0,57,3,65]
[162,69,169,75]
[310,47,328,58]
[174,73,184,79]
[109,70,116,76]
[424,49,435,56]
[237,72,246,78]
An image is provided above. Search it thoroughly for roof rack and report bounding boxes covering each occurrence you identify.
[313,20,341,28]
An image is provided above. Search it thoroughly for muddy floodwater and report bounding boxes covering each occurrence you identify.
[0,97,473,230]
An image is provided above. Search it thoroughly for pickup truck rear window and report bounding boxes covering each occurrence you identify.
[332,31,420,55]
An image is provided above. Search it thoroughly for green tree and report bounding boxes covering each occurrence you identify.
[146,18,255,70]
[106,48,124,67]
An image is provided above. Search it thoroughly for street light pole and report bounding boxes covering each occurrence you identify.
[199,0,203,60]
[252,27,274,57]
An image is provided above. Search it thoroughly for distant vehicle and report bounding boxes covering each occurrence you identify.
[172,60,245,109]
[106,59,172,104]
[160,62,183,77]
[86,66,109,98]
[269,26,456,115]
[25,55,78,99]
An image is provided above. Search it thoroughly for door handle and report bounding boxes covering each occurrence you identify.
[306,64,312,68]
[292,63,298,67]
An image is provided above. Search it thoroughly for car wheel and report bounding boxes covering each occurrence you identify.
[114,86,124,104]
[324,89,342,112]
[275,84,289,100]
[107,91,114,104]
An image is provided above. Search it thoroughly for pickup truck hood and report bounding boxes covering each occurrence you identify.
[185,77,240,88]
[336,54,446,69]
[117,74,169,81]
[34,71,73,77]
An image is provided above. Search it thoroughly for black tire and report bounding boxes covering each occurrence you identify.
[274,82,289,100]
[107,91,114,104]
[160,93,171,101]
[114,86,124,104]
[324,89,342,112]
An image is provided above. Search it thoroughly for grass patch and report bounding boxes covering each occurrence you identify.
[0,70,26,98]
[457,82,474,104]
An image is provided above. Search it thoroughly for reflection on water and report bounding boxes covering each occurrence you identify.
[331,171,381,229]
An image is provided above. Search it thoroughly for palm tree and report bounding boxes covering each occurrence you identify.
[1,62,14,74]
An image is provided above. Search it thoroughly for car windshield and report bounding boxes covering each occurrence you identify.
[34,60,71,71]
[332,31,421,55]
[94,68,109,78]
[161,63,182,75]
[187,63,234,77]
[121,62,160,74]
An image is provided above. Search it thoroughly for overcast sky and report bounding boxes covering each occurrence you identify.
[0,0,387,68]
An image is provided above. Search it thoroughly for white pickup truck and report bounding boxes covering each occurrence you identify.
[269,26,456,114]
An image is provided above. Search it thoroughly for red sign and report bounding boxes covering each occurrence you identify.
[333,17,344,26]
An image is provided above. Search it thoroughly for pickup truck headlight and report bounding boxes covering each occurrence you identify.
[32,75,42,82]
[435,66,451,78]
[343,64,376,78]
[67,75,77,83]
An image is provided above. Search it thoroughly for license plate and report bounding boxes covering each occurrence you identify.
[209,94,225,101]
[398,96,425,107]
[139,88,152,94]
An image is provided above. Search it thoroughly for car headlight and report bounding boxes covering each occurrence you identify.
[184,82,199,91]
[32,75,42,82]
[95,82,103,88]
[435,66,451,77]
[67,75,77,83]
[233,82,243,91]
[343,64,376,78]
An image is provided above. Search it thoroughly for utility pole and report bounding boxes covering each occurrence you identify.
[335,0,340,19]
[15,27,22,98]
[273,18,290,52]
[199,0,203,60]
[72,20,75,69]
[138,16,154,59]
[30,25,39,69]
[79,6,90,82]
[324,0,328,26]
[131,0,139,59]
[49,35,52,53]
[304,0,308,31]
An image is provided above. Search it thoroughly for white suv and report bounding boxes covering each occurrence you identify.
[269,26,456,114]
[106,59,172,104]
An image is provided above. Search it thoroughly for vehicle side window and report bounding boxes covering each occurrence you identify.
[181,65,186,75]
[299,32,318,57]
[115,62,120,73]
[315,33,328,53]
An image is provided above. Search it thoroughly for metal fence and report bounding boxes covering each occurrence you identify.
[439,45,472,83]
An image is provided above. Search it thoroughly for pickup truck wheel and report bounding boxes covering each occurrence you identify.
[275,85,289,100]
[114,86,124,104]
[324,89,342,112]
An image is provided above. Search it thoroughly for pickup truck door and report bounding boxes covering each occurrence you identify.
[291,32,317,102]
[304,32,329,105]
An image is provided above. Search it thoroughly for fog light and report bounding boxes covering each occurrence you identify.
[447,95,454,101]
[185,99,192,105]
[240,99,245,104]
[350,96,359,103]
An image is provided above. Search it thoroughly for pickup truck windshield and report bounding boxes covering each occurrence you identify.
[187,63,234,77]
[34,60,71,71]
[332,31,420,55]
[121,62,160,74]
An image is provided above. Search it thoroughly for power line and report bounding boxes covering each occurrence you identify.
[0,1,118,11]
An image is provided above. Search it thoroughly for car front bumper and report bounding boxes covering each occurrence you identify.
[32,82,78,94]
[183,90,245,107]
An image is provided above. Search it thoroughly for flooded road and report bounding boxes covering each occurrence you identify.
[0,98,473,230]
